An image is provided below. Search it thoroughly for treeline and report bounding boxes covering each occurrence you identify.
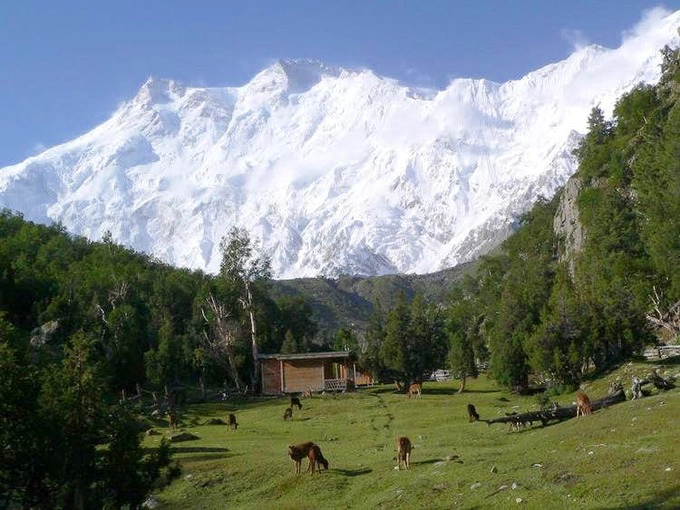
[0,218,323,393]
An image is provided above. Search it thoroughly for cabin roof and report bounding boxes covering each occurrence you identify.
[258,351,353,361]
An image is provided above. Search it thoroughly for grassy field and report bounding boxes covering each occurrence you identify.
[146,358,679,509]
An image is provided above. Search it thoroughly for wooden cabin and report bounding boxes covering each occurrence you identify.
[259,351,374,395]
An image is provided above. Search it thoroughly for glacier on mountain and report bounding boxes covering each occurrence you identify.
[1,9,679,278]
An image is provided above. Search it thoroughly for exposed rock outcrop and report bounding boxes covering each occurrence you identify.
[553,176,585,278]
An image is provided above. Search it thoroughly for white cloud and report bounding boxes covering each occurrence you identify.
[561,28,590,51]
[30,143,47,156]
[622,6,672,42]
[403,67,436,88]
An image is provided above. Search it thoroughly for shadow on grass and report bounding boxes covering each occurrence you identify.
[423,387,498,396]
[331,467,373,477]
[367,387,498,397]
[168,446,231,454]
[143,445,236,462]
[368,387,406,395]
[411,458,445,466]
[168,446,239,463]
[600,484,680,509]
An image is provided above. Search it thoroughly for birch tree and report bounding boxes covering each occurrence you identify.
[219,227,272,393]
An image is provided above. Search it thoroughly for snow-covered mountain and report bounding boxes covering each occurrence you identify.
[2,10,679,278]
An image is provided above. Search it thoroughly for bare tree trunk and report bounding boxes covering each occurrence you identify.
[201,294,245,391]
[242,281,260,394]
[223,343,244,391]
[458,376,466,394]
[199,375,206,401]
[647,287,680,338]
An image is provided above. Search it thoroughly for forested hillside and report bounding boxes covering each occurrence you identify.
[270,261,475,334]
[438,45,680,392]
[0,220,322,507]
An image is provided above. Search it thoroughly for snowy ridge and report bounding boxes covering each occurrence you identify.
[1,9,679,278]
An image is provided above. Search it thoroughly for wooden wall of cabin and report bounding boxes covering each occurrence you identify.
[283,359,324,393]
[261,359,282,395]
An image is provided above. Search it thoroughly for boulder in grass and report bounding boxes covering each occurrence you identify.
[204,418,227,425]
[170,432,200,443]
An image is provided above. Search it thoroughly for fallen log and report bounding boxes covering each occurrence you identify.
[484,388,626,428]
[648,370,675,391]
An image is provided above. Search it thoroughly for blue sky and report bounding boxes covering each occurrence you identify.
[1,0,678,167]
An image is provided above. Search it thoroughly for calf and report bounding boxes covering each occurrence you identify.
[307,444,329,474]
[407,383,422,399]
[227,413,238,430]
[283,407,293,421]
[290,396,303,410]
[396,436,412,470]
[467,403,480,422]
[575,392,593,417]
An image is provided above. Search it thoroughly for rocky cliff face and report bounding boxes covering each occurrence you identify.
[553,176,585,277]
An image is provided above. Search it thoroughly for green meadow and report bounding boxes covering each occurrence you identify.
[148,359,679,509]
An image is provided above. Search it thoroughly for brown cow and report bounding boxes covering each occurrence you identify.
[467,404,480,422]
[227,413,238,430]
[575,392,593,417]
[288,442,315,475]
[396,436,412,470]
[407,383,422,399]
[307,444,329,474]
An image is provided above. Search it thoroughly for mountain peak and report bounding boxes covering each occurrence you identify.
[135,77,187,105]
[248,58,342,94]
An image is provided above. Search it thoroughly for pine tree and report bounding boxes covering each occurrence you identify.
[281,329,299,354]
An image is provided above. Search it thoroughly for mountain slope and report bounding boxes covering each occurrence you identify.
[1,10,679,278]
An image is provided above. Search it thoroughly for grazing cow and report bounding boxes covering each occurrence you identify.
[467,404,480,422]
[396,436,412,470]
[227,413,238,430]
[407,383,422,399]
[287,442,315,475]
[307,444,329,474]
[283,407,293,421]
[575,392,593,417]
[291,396,303,410]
